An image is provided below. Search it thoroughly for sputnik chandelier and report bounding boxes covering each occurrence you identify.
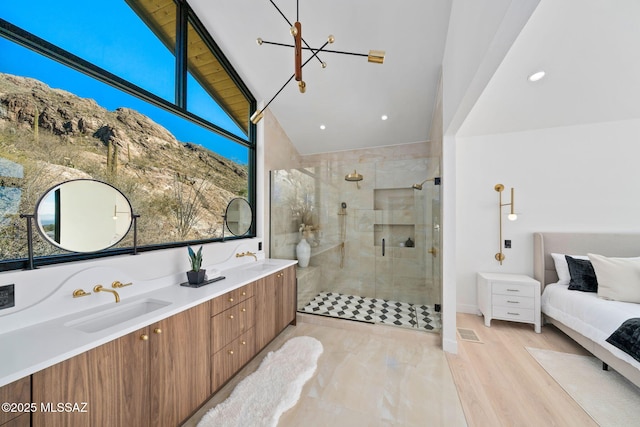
[249,0,386,124]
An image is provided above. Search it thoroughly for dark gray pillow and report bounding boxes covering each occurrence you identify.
[566,255,598,292]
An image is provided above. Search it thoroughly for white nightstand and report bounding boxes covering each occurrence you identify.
[477,272,541,333]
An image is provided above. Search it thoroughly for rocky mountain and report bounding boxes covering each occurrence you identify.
[0,72,249,247]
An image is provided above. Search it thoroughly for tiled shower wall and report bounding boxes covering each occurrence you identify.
[271,156,441,309]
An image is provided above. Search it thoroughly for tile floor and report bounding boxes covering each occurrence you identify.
[185,313,466,427]
[301,291,442,332]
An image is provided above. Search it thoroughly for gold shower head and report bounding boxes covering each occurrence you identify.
[345,170,363,182]
[345,170,363,189]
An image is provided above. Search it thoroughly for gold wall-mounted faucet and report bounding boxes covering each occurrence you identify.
[235,251,257,261]
[94,284,120,303]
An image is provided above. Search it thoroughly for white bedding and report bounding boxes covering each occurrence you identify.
[541,282,640,368]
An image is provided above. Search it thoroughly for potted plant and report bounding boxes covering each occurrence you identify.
[187,245,206,285]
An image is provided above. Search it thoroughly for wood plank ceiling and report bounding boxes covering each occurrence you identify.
[126,0,250,135]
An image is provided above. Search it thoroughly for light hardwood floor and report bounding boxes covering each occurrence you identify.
[448,313,598,427]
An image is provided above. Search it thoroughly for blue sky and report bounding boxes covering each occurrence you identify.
[0,1,249,164]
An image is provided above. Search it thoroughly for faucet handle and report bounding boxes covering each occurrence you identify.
[72,289,91,298]
[112,281,132,288]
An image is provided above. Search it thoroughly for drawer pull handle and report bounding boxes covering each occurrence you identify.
[507,312,520,316]
[229,297,234,302]
[140,334,149,341]
[242,291,246,296]
[154,328,162,334]
[228,350,234,355]
[241,341,246,345]
[241,308,246,312]
[507,300,519,304]
[229,315,234,319]
[506,289,520,292]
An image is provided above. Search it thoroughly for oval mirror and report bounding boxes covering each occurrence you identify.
[35,179,133,253]
[225,198,252,236]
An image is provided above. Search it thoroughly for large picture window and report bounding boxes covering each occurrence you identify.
[0,0,256,270]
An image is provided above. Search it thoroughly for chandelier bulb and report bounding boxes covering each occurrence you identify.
[321,62,327,69]
[290,26,298,37]
[256,37,263,46]
[328,35,335,44]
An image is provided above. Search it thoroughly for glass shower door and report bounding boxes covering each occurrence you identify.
[372,185,423,330]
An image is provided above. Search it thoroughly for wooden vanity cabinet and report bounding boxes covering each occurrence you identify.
[0,377,31,427]
[23,265,296,427]
[210,283,255,392]
[255,266,297,351]
[149,302,210,427]
[32,303,209,427]
[32,325,149,427]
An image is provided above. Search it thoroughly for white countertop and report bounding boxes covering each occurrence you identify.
[0,258,296,387]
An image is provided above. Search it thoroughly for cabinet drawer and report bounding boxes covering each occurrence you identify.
[492,306,534,322]
[492,282,535,298]
[211,328,255,392]
[0,377,30,425]
[211,282,255,315]
[211,297,255,353]
[492,294,534,309]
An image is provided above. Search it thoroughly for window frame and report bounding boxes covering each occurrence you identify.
[0,1,257,272]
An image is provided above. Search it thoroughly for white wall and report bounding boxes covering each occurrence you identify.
[439,0,539,353]
[455,118,640,313]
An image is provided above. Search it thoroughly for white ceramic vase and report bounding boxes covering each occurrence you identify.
[296,238,311,268]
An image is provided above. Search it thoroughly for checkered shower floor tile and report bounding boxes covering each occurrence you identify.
[300,292,441,332]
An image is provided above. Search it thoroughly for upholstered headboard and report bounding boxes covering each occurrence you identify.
[533,232,640,288]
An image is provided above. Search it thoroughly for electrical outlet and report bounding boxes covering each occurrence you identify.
[0,284,15,310]
[505,240,512,249]
[258,241,263,251]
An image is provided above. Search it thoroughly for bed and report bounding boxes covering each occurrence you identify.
[533,232,640,388]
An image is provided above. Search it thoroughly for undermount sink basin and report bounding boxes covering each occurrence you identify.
[65,298,171,333]
[248,262,279,272]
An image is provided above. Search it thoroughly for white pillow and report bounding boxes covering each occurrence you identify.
[551,253,589,285]
[588,253,640,303]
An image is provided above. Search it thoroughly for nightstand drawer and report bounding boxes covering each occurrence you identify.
[492,282,535,298]
[493,306,534,322]
[492,294,534,309]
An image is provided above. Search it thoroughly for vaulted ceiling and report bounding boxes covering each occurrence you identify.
[189,1,640,154]
[189,0,453,155]
[459,0,640,137]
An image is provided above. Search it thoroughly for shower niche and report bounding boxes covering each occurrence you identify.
[373,188,415,248]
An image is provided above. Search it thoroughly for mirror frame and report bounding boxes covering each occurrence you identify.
[224,197,253,237]
[34,179,134,253]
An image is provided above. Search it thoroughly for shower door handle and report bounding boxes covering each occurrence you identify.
[382,238,385,256]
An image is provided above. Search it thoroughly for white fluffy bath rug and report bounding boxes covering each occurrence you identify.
[197,336,323,427]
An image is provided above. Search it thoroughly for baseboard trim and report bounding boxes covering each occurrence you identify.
[457,303,479,315]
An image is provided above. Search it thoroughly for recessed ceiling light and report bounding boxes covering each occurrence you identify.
[381,115,388,121]
[528,71,545,82]
[320,124,326,130]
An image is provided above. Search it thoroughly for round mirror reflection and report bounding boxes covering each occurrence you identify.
[225,198,252,236]
[35,179,133,253]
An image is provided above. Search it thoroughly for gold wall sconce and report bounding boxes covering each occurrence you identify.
[495,184,517,264]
